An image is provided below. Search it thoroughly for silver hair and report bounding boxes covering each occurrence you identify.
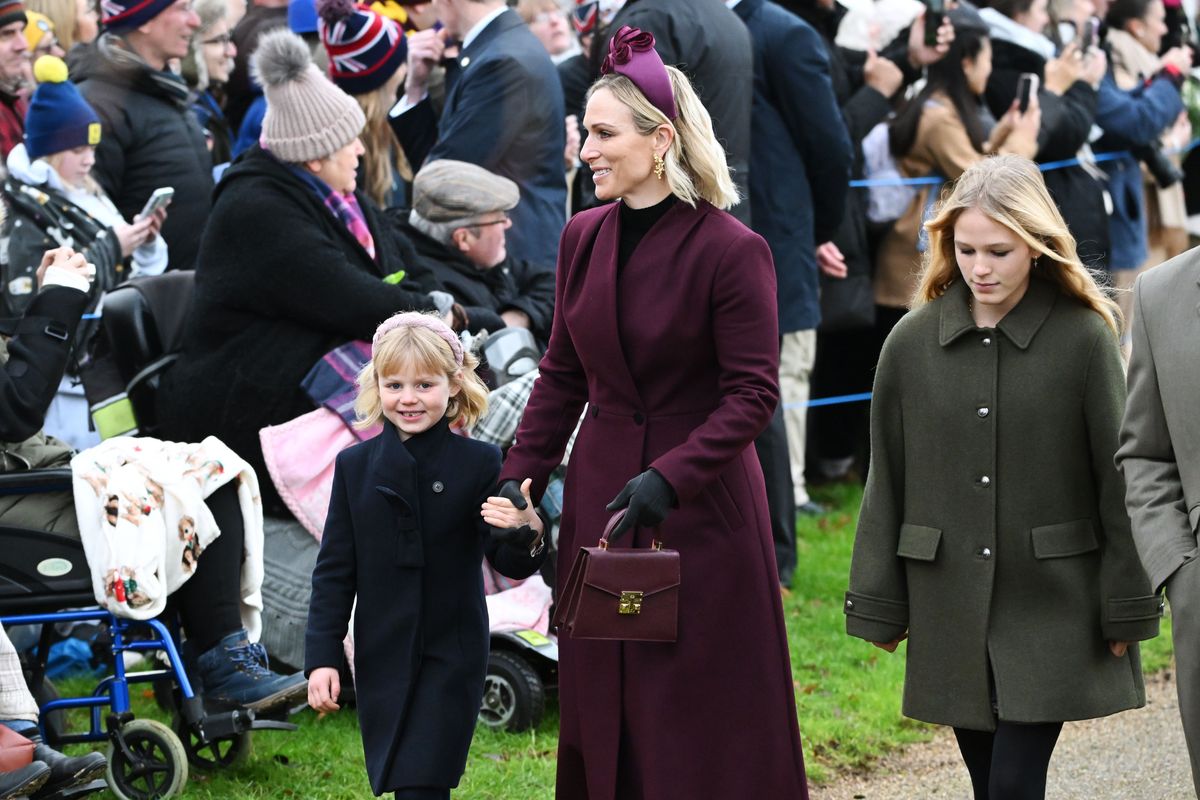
[408,209,480,247]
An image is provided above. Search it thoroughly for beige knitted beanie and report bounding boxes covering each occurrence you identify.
[251,28,366,163]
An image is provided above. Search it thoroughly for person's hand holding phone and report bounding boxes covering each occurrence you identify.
[908,10,955,68]
[1083,46,1108,88]
[1162,45,1194,74]
[1044,45,1083,94]
[864,48,903,98]
[115,217,155,258]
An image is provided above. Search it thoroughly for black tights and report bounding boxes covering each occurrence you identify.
[170,482,244,654]
[393,789,449,800]
[954,721,1063,800]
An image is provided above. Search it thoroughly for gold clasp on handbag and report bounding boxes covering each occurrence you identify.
[618,591,644,615]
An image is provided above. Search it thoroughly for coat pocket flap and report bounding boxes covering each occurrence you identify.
[1031,519,1098,559]
[896,524,942,561]
[579,548,682,597]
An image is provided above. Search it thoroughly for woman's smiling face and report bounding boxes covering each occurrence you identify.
[581,87,657,203]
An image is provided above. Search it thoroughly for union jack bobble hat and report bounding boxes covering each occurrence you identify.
[101,0,174,31]
[317,0,406,96]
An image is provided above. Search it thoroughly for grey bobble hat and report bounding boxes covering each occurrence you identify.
[413,160,520,223]
[252,28,365,163]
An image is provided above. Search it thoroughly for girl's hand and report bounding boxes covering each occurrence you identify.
[482,478,543,535]
[308,667,341,713]
[1109,641,1130,658]
[115,217,155,257]
[872,632,908,653]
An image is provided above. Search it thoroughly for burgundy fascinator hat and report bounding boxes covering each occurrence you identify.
[600,25,677,120]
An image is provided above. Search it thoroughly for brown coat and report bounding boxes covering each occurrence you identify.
[501,199,808,799]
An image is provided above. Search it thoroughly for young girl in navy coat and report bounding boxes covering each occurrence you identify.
[304,312,547,800]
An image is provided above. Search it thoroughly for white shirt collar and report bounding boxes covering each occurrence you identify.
[725,0,741,7]
[462,5,508,52]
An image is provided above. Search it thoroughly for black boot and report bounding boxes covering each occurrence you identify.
[27,736,106,798]
[0,762,50,800]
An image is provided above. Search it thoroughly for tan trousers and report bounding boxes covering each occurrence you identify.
[780,330,816,507]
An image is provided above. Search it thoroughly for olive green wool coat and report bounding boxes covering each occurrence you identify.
[846,277,1161,731]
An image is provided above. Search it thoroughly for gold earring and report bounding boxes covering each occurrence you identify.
[653,153,665,180]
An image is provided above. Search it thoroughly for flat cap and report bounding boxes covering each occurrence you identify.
[413,159,520,223]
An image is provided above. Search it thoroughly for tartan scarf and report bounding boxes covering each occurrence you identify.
[283,160,377,261]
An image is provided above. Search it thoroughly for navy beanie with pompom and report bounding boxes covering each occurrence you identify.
[24,56,102,160]
[317,0,406,96]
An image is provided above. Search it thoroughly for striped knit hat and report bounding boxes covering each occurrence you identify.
[0,0,26,28]
[317,0,406,96]
[100,0,175,31]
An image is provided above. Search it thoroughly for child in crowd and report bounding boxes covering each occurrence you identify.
[846,156,1160,800]
[6,56,167,287]
[305,312,546,800]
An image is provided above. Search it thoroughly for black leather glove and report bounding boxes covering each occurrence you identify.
[489,480,539,549]
[605,469,676,543]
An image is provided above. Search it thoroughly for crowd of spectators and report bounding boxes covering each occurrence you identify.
[0,0,1199,790]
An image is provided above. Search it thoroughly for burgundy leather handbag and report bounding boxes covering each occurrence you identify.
[552,510,681,642]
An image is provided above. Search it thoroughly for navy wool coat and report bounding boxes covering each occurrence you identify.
[390,9,566,267]
[305,419,544,795]
[734,0,852,332]
[500,200,809,800]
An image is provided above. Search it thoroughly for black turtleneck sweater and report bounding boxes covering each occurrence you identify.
[618,194,679,270]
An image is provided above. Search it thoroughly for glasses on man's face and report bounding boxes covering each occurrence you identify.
[473,214,510,228]
[202,31,232,45]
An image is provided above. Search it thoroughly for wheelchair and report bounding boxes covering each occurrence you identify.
[0,273,297,799]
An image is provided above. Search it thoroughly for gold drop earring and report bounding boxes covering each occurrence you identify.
[653,153,665,180]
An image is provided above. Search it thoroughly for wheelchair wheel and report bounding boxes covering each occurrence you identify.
[106,718,188,800]
[172,713,252,771]
[479,651,545,732]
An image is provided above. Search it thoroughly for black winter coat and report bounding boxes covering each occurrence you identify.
[305,418,544,794]
[75,39,214,272]
[157,146,435,511]
[401,220,555,343]
[0,286,89,442]
[984,39,1110,268]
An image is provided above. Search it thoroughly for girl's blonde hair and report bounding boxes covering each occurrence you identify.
[28,0,78,50]
[354,318,489,430]
[43,150,103,194]
[914,155,1122,335]
[587,67,739,210]
[355,82,412,209]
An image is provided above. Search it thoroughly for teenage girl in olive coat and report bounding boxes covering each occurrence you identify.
[846,156,1160,800]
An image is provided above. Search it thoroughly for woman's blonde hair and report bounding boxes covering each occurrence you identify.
[587,67,739,210]
[354,318,489,430]
[914,155,1122,335]
[355,82,412,208]
[28,0,77,50]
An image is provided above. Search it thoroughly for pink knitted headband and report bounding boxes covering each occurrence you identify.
[372,312,463,366]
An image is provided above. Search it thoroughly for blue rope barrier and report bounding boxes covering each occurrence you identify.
[850,137,1200,188]
[785,392,873,410]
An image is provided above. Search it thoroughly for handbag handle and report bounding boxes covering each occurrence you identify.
[599,509,664,551]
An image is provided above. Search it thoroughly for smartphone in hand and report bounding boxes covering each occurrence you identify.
[924,0,945,47]
[1017,72,1039,113]
[139,187,174,219]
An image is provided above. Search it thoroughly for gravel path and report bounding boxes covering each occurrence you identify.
[811,669,1195,800]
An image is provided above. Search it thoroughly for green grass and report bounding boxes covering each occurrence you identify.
[53,481,1174,797]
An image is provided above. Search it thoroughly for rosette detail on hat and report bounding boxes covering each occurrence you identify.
[600,25,676,119]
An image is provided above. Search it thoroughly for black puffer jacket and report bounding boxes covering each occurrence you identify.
[400,219,555,344]
[75,36,214,271]
[157,146,436,511]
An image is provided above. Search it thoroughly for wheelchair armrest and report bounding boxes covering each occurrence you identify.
[0,468,73,496]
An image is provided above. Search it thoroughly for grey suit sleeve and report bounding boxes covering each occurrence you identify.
[1116,278,1198,591]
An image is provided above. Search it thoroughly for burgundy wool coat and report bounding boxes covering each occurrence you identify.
[500,199,809,800]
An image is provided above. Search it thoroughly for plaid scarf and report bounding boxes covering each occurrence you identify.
[284,161,377,261]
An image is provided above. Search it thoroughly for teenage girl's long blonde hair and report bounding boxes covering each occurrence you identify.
[914,155,1122,335]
